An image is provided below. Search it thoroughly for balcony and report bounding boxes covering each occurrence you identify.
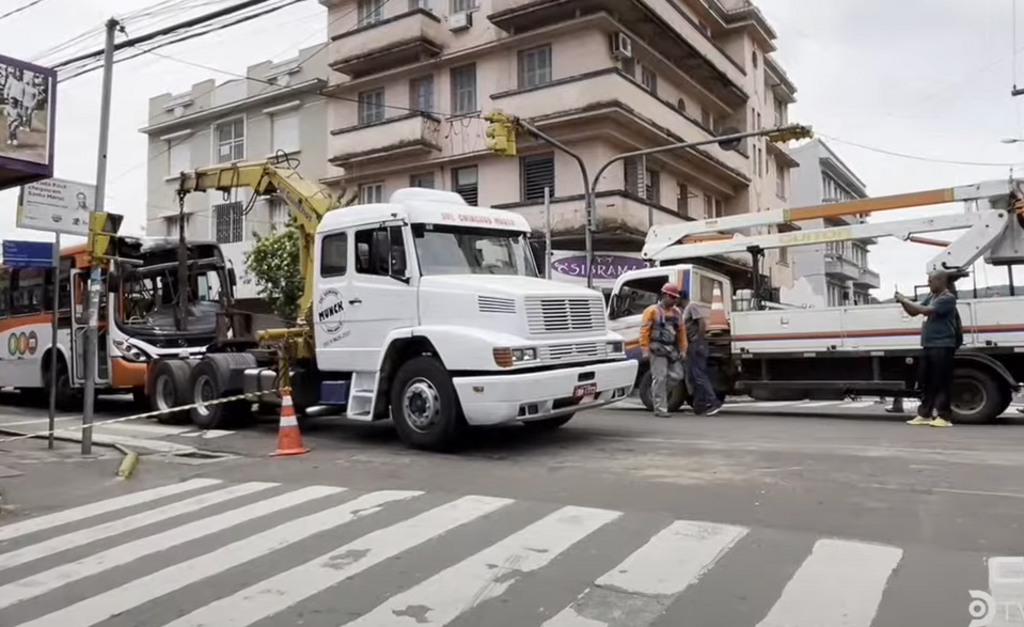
[496,192,693,241]
[489,0,747,107]
[329,9,444,78]
[854,267,881,289]
[491,70,749,184]
[825,256,860,281]
[330,113,442,166]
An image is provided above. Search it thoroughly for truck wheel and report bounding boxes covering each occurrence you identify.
[149,360,194,425]
[951,368,1004,424]
[390,356,465,451]
[638,369,687,412]
[522,414,575,431]
[188,359,252,430]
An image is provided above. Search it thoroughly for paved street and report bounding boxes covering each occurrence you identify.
[3,400,1024,626]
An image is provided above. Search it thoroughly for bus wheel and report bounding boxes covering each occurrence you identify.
[45,358,80,412]
[149,360,194,425]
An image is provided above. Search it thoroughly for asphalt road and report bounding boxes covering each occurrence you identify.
[1,402,1023,626]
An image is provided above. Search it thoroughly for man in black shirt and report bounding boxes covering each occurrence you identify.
[896,271,960,427]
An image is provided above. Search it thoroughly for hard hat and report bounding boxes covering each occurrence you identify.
[661,283,680,298]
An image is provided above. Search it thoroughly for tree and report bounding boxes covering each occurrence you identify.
[243,218,302,326]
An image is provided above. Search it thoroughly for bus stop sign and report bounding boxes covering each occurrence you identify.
[2,240,54,268]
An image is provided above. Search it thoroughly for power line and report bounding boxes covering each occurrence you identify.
[0,0,47,23]
[821,134,1024,167]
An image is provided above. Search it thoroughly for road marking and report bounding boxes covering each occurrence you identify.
[50,431,197,454]
[745,401,802,408]
[755,539,902,627]
[161,494,514,627]
[796,401,845,408]
[177,429,235,439]
[0,478,221,543]
[542,520,748,627]
[0,415,80,428]
[345,505,622,627]
[0,482,340,611]
[93,422,195,437]
[15,490,423,627]
[840,401,875,409]
[0,482,273,572]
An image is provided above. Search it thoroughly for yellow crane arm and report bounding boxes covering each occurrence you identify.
[177,160,345,323]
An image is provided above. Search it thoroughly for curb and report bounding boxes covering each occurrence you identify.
[0,427,140,479]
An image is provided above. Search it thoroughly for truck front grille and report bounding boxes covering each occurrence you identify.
[524,297,606,335]
[477,296,516,314]
[539,342,608,362]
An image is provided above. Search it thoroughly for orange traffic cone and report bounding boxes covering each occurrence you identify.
[707,283,730,333]
[272,391,308,457]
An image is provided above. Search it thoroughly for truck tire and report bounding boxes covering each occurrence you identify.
[522,414,575,431]
[390,356,465,451]
[637,369,687,412]
[950,368,1004,424]
[149,360,194,425]
[188,358,253,430]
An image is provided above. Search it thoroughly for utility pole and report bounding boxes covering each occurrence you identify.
[82,17,118,456]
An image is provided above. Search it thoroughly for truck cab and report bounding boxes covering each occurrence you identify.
[297,188,636,448]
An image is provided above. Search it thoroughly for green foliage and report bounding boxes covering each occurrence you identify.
[243,217,302,326]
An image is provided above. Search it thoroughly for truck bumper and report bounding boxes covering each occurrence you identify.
[453,360,638,426]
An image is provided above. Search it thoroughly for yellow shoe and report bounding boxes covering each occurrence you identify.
[929,417,953,428]
[906,416,931,425]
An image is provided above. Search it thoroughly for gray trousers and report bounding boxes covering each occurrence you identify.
[651,354,684,413]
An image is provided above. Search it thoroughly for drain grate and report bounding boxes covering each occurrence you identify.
[155,449,238,465]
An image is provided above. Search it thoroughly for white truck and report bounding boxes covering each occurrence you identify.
[610,179,1024,423]
[173,161,636,450]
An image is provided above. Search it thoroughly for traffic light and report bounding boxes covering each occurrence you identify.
[484,110,517,157]
[87,211,124,258]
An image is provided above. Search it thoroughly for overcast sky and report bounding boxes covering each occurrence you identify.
[1,0,1023,296]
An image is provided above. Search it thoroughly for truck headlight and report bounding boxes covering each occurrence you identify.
[493,347,538,368]
[512,347,538,363]
[113,340,148,363]
[607,341,624,354]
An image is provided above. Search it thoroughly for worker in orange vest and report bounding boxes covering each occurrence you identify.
[639,283,687,417]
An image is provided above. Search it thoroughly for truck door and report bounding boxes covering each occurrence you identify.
[315,223,417,373]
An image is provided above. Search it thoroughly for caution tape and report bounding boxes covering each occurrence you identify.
[0,388,289,445]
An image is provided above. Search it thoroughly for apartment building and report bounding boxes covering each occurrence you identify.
[787,138,881,307]
[141,44,335,306]
[321,0,799,293]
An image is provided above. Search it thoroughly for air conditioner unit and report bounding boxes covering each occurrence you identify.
[610,32,632,60]
[449,11,472,31]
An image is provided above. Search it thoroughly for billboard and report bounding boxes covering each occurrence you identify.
[0,53,56,191]
[17,177,93,236]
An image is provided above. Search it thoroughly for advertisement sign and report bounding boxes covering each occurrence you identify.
[17,177,94,236]
[549,251,652,288]
[2,240,54,268]
[0,53,56,191]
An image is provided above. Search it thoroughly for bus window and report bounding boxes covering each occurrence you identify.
[11,269,45,316]
[0,270,9,319]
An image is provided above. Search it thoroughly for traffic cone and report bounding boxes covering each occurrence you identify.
[272,391,308,457]
[707,283,730,333]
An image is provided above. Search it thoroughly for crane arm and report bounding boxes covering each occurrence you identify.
[177,160,346,323]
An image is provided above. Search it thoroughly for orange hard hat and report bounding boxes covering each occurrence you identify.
[661,283,680,298]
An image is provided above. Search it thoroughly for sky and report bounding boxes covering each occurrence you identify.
[1,0,1023,297]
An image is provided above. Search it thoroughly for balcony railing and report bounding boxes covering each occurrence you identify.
[330,113,442,166]
[854,267,881,289]
[825,256,860,281]
[329,9,444,78]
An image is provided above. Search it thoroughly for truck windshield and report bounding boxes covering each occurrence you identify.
[413,224,539,277]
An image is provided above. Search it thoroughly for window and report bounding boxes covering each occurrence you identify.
[359,182,384,204]
[409,172,435,188]
[11,269,45,316]
[755,146,762,176]
[268,198,289,230]
[751,107,756,130]
[703,194,724,219]
[621,57,636,78]
[644,169,660,203]
[756,111,761,130]
[677,183,690,216]
[168,139,189,176]
[774,97,784,126]
[776,164,787,199]
[452,166,478,205]
[214,118,244,163]
[520,153,554,202]
[777,245,788,265]
[624,157,653,199]
[610,274,670,320]
[409,0,431,9]
[0,271,9,319]
[358,88,385,125]
[518,45,552,89]
[450,64,477,115]
[270,111,300,154]
[358,0,384,25]
[414,224,538,277]
[752,49,759,69]
[320,233,348,277]
[641,65,657,94]
[701,108,714,131]
[164,213,190,238]
[451,0,474,12]
[355,226,407,277]
[409,75,434,113]
[214,202,244,244]
[676,97,686,112]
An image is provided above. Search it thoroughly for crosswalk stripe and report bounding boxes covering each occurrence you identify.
[94,423,195,437]
[345,505,623,627]
[797,401,845,408]
[13,490,423,627]
[840,401,875,409]
[161,494,515,627]
[0,482,338,612]
[0,482,273,572]
[755,539,903,627]
[0,478,222,543]
[746,401,803,408]
[542,520,748,626]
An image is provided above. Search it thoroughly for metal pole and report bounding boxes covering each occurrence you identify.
[82,17,118,456]
[544,186,552,280]
[47,232,60,450]
[1010,266,1016,297]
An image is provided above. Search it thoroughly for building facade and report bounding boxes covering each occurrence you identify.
[141,44,336,306]
[321,0,799,293]
[786,138,881,307]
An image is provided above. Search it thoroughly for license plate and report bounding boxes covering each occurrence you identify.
[573,383,598,398]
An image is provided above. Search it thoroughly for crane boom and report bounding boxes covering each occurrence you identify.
[177,160,346,324]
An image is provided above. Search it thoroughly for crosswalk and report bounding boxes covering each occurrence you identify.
[0,479,986,626]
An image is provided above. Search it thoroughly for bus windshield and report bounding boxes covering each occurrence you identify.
[119,261,226,333]
[412,224,539,277]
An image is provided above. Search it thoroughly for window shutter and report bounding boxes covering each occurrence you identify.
[521,155,554,202]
